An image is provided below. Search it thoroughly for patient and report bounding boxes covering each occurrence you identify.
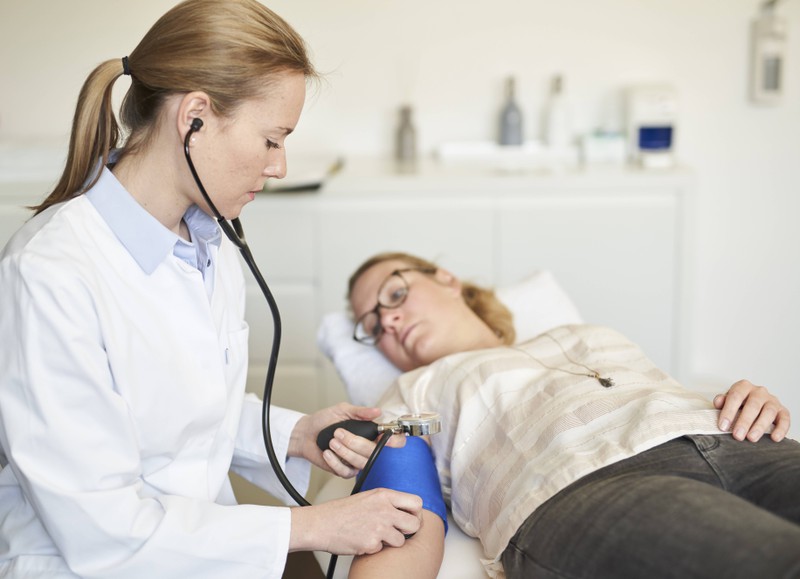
[340,251,799,579]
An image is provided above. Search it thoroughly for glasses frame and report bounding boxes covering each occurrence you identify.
[353,267,437,345]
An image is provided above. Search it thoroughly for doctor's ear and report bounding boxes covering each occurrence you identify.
[177,91,212,140]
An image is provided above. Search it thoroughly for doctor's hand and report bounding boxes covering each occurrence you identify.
[289,489,423,555]
[714,379,790,442]
[289,403,406,478]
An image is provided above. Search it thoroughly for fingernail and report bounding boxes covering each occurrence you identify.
[734,427,745,440]
[330,439,342,451]
[719,419,730,431]
[334,429,345,440]
[748,430,761,442]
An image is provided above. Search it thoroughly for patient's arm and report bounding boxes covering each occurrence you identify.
[346,436,448,578]
[349,509,445,579]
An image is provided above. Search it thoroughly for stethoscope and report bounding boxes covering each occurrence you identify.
[184,117,308,505]
[184,118,440,577]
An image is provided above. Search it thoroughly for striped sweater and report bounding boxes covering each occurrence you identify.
[376,324,724,577]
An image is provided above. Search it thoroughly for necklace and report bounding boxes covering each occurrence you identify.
[512,332,614,388]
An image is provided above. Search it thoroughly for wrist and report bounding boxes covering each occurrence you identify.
[289,505,322,552]
[288,414,309,459]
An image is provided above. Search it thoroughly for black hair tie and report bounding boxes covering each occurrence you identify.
[121,56,131,76]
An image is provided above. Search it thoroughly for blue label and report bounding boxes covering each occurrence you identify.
[638,126,673,150]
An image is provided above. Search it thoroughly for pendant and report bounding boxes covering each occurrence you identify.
[597,376,614,388]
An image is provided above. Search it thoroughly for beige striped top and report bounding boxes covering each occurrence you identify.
[376,325,724,577]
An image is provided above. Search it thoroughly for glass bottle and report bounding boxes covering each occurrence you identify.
[395,105,417,166]
[499,76,524,146]
[544,75,572,149]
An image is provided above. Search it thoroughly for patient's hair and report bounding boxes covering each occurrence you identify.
[34,0,317,214]
[348,252,516,345]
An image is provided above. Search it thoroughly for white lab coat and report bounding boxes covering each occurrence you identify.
[0,172,310,578]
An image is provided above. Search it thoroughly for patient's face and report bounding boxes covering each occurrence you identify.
[350,259,501,372]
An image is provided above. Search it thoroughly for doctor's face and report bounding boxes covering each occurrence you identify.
[189,71,306,219]
[350,260,488,372]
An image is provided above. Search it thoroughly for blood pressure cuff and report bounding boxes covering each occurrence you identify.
[359,436,448,534]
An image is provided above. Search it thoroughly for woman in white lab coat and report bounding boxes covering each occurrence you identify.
[0,1,422,577]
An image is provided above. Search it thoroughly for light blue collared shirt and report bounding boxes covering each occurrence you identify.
[86,163,222,299]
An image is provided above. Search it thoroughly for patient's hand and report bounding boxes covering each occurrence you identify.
[714,380,790,442]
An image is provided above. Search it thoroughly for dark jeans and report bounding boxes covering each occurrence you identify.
[502,435,800,578]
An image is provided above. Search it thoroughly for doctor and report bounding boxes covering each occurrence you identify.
[0,1,421,578]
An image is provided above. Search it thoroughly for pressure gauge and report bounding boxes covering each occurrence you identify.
[394,413,442,436]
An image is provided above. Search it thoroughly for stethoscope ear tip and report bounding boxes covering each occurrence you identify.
[191,118,204,132]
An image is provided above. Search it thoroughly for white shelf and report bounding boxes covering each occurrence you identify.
[318,156,693,197]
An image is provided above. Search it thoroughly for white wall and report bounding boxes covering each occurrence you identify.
[2,0,798,425]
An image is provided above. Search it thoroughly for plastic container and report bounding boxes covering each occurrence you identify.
[544,75,572,149]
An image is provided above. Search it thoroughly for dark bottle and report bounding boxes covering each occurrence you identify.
[395,105,417,164]
[499,77,524,146]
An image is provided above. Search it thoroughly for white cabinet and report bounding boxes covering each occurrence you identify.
[0,156,693,418]
[237,198,321,414]
[242,160,693,414]
[495,193,681,376]
[316,199,495,313]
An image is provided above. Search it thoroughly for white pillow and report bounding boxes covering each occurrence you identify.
[495,270,584,344]
[316,270,583,407]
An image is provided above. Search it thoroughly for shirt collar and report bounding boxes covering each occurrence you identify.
[86,159,221,274]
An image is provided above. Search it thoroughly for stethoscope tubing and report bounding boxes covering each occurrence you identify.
[184,124,309,506]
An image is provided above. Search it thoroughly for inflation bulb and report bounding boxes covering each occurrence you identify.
[316,412,442,451]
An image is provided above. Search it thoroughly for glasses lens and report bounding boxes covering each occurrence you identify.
[354,270,418,345]
[354,311,381,345]
[378,274,408,308]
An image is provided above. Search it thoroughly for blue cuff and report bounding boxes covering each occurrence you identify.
[359,437,448,534]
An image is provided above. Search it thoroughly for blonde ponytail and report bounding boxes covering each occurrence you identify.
[34,60,123,214]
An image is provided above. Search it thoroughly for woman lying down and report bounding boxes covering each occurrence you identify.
[333,251,799,579]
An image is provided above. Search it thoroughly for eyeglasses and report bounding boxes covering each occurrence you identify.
[353,267,437,345]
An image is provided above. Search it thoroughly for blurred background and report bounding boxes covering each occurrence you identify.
[1,0,798,427]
